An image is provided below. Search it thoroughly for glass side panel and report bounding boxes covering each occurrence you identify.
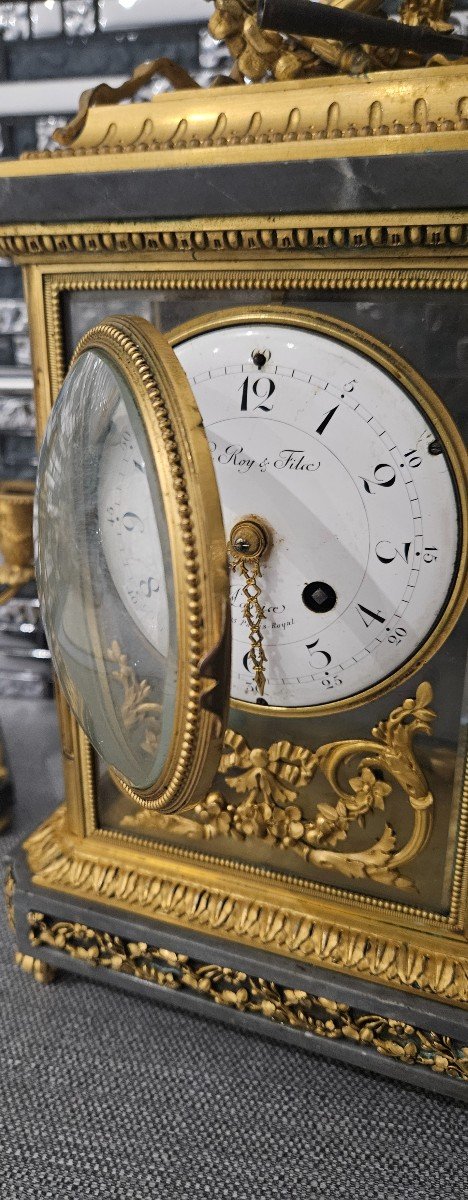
[35,348,177,790]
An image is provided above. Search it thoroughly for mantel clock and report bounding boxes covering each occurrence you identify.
[2,29,468,1098]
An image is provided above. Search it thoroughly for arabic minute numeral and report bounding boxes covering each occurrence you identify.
[360,463,396,494]
[423,546,438,563]
[239,376,275,412]
[356,603,386,628]
[388,626,407,645]
[321,674,343,689]
[404,448,422,469]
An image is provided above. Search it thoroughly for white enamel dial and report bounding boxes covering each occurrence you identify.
[98,396,169,656]
[173,315,462,712]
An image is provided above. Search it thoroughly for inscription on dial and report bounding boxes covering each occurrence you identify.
[175,321,460,710]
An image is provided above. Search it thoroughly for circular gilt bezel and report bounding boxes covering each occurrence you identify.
[69,316,231,811]
[169,304,468,719]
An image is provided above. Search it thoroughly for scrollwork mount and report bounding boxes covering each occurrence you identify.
[121,678,435,891]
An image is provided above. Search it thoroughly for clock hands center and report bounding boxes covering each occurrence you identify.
[228,516,270,698]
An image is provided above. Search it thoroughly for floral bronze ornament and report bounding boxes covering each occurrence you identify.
[27,912,468,1083]
[399,0,453,31]
[124,682,435,889]
[206,0,462,81]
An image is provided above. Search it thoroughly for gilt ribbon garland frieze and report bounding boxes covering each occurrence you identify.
[26,912,468,1084]
[121,681,435,890]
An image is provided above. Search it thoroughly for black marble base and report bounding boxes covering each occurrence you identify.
[7,839,468,1102]
[1,152,467,224]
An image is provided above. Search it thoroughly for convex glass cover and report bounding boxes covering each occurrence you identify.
[35,317,230,812]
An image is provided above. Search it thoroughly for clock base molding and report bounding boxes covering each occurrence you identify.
[5,846,468,1102]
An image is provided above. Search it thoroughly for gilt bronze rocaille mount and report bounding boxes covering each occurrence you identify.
[112,654,436,892]
[1,9,467,1098]
[208,0,468,81]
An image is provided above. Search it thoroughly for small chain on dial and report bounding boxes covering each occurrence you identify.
[228,517,270,697]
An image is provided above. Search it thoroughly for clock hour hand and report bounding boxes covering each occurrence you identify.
[228,517,270,698]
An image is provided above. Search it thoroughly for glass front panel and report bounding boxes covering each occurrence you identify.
[35,348,177,790]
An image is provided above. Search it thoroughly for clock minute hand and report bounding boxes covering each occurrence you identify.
[258,0,468,59]
[228,517,270,698]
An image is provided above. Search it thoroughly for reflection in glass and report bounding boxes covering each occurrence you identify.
[35,349,177,790]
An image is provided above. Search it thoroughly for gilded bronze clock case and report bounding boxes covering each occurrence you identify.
[2,64,468,1100]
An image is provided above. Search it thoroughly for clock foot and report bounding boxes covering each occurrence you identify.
[14,951,56,984]
[0,809,13,835]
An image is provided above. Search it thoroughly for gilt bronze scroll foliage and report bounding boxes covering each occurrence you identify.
[123,682,435,889]
[27,912,468,1083]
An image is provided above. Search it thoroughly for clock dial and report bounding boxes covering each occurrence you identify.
[173,311,465,713]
